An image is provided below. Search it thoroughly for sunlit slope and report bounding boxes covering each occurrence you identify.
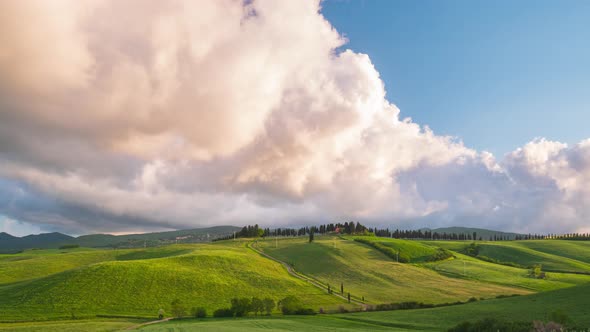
[421,252,590,292]
[256,236,528,304]
[516,240,590,263]
[0,243,342,320]
[422,240,590,273]
[348,236,440,262]
[0,246,192,285]
[340,282,590,331]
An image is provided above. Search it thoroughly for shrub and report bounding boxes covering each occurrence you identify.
[262,298,275,315]
[213,308,234,317]
[230,297,251,317]
[192,307,207,318]
[279,296,314,315]
[426,248,454,262]
[170,299,186,318]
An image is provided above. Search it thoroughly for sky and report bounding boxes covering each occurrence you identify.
[322,0,590,157]
[0,0,589,237]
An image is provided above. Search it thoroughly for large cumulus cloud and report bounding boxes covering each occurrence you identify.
[0,0,588,234]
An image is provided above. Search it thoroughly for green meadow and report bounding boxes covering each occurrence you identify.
[1,236,589,331]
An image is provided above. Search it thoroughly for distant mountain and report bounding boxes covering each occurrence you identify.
[0,232,74,253]
[76,225,241,248]
[428,227,523,240]
[0,226,241,253]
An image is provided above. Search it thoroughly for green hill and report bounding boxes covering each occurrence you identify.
[0,242,342,321]
[422,240,590,273]
[255,236,528,305]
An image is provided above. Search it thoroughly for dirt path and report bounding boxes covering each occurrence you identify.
[125,317,172,330]
[248,242,365,306]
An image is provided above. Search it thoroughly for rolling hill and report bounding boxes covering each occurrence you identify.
[0,241,343,321]
[255,236,528,305]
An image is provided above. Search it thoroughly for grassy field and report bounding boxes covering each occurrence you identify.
[421,240,590,273]
[2,236,589,330]
[0,318,143,332]
[421,252,590,292]
[347,236,440,262]
[255,236,528,305]
[129,282,590,331]
[339,282,590,331]
[0,241,343,321]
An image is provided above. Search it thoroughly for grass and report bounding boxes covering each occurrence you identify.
[421,252,590,292]
[134,316,397,332]
[339,282,590,331]
[131,282,590,331]
[0,318,143,332]
[347,236,440,262]
[421,240,590,273]
[2,236,589,330]
[256,236,528,305]
[0,242,343,321]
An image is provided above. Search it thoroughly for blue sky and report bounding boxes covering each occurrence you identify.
[323,0,590,157]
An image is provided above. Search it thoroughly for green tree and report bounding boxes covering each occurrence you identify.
[340,282,344,295]
[251,297,264,316]
[230,297,251,317]
[170,299,186,318]
[263,298,275,315]
[309,230,314,243]
[192,307,206,318]
[279,295,303,315]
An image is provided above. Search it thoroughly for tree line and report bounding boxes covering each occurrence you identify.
[214,222,590,242]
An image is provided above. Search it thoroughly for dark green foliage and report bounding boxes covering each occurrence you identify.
[230,297,251,317]
[262,298,275,315]
[464,243,479,257]
[447,318,532,332]
[59,244,80,249]
[250,297,263,316]
[549,309,570,325]
[213,308,234,317]
[309,231,314,243]
[279,296,315,315]
[192,307,206,318]
[426,248,454,261]
[170,299,186,318]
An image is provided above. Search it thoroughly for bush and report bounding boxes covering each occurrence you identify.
[426,248,454,262]
[213,308,234,317]
[230,297,251,317]
[262,298,275,315]
[170,299,186,318]
[279,296,314,315]
[192,307,207,318]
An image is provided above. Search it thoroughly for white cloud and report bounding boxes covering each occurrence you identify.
[0,0,589,234]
